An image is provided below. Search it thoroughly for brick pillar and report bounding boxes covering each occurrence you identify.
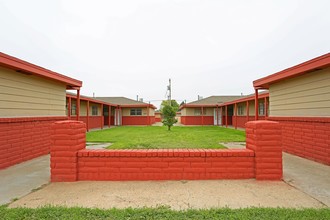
[51,120,86,182]
[246,120,282,180]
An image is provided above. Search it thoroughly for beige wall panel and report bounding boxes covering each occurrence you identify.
[269,68,330,117]
[0,67,66,117]
[122,108,130,116]
[0,108,64,117]
[0,85,64,100]
[181,107,214,116]
[142,108,148,116]
[185,108,195,115]
[148,108,155,116]
[181,108,187,116]
[248,101,255,116]
[204,107,213,116]
[80,101,87,116]
[271,108,330,117]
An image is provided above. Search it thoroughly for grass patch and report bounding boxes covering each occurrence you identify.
[86,126,245,149]
[0,206,329,220]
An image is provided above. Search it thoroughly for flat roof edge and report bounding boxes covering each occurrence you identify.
[0,52,82,87]
[253,53,330,89]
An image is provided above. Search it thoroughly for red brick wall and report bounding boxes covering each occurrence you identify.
[122,116,155,125]
[77,149,255,181]
[51,120,283,181]
[268,117,330,166]
[51,120,86,182]
[180,116,213,125]
[0,116,67,169]
[246,120,282,180]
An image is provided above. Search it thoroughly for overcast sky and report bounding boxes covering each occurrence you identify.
[1,0,329,108]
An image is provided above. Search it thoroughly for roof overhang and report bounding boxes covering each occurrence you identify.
[180,104,219,110]
[0,52,82,89]
[120,104,157,109]
[253,53,330,89]
[66,93,116,106]
[219,92,269,107]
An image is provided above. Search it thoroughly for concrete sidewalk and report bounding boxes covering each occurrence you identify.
[0,155,50,205]
[283,153,330,206]
[8,179,325,210]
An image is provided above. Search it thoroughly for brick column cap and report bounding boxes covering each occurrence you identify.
[246,120,279,129]
[54,120,84,125]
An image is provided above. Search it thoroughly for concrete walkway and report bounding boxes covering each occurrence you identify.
[283,153,330,206]
[0,155,50,205]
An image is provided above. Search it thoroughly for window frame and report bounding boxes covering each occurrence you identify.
[130,108,142,116]
[92,105,98,116]
[237,105,244,116]
[258,102,265,116]
[194,108,206,116]
[71,103,76,116]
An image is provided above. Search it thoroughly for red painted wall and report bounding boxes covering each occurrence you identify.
[122,116,155,125]
[268,117,330,166]
[79,116,103,130]
[180,116,213,125]
[222,116,233,125]
[232,116,266,128]
[51,120,282,182]
[155,118,162,122]
[0,116,67,169]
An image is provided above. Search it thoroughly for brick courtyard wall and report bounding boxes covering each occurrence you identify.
[246,120,282,180]
[77,149,255,181]
[0,116,67,169]
[268,117,330,166]
[51,120,86,182]
[50,120,283,182]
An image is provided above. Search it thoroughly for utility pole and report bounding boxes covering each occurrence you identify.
[167,78,172,106]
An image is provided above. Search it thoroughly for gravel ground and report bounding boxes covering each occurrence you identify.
[9,179,325,210]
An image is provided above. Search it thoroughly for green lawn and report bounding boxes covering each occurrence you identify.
[1,206,329,220]
[86,126,245,149]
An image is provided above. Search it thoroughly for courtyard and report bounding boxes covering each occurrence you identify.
[86,126,245,149]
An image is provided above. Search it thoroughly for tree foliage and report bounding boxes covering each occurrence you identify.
[160,100,179,112]
[161,104,177,131]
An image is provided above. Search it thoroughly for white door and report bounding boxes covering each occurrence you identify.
[115,109,122,126]
[214,108,222,126]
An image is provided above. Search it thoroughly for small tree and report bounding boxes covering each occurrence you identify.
[160,100,180,112]
[161,105,177,131]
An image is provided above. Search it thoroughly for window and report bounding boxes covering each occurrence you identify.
[194,108,206,116]
[238,105,244,116]
[130,108,142,116]
[92,106,98,116]
[258,102,264,116]
[71,103,76,116]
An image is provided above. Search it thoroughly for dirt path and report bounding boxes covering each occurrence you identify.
[9,180,325,210]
